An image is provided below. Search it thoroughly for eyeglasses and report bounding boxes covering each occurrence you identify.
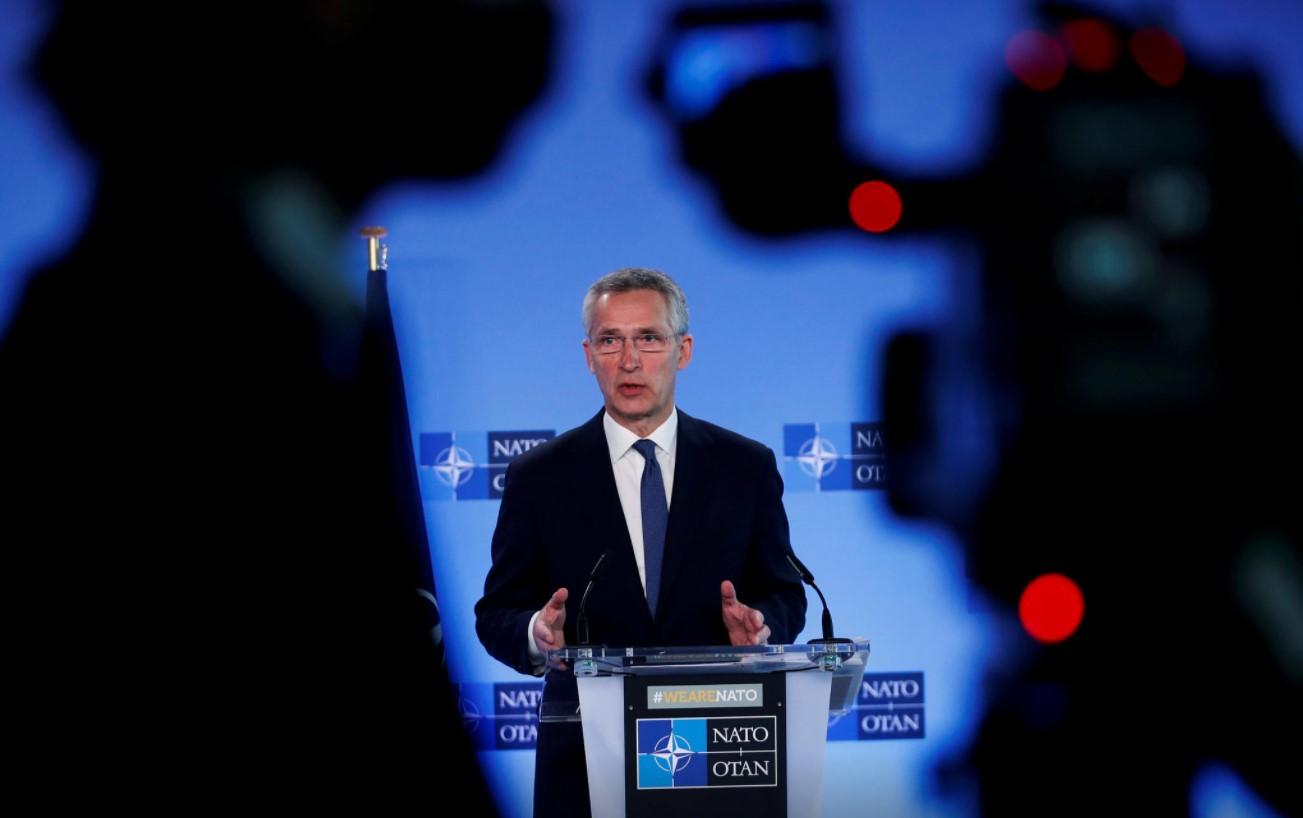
[589,333,675,355]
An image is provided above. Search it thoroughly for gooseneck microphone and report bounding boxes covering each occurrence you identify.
[787,550,852,645]
[576,551,608,646]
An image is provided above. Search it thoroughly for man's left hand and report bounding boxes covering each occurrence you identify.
[720,580,771,646]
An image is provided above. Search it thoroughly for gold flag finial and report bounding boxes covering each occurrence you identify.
[360,226,389,272]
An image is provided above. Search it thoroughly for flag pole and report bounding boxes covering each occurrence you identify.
[360,225,388,272]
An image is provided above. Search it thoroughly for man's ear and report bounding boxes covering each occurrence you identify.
[583,338,595,373]
[676,333,694,370]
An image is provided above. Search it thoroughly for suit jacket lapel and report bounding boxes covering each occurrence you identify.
[657,410,710,621]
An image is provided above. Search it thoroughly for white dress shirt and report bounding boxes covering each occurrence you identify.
[527,408,678,669]
[602,408,677,594]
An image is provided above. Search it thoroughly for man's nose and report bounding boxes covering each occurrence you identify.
[619,342,641,369]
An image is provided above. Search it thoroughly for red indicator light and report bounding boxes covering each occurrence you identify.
[1131,27,1185,87]
[849,181,902,233]
[1019,573,1085,644]
[1062,19,1120,72]
[1005,30,1067,91]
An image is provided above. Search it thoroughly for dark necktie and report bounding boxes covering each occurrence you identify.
[633,439,667,618]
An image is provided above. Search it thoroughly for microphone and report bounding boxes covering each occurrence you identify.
[576,551,608,646]
[787,550,852,646]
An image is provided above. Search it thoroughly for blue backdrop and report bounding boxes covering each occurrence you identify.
[3,1,1299,816]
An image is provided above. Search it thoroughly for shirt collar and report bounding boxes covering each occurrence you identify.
[602,407,678,463]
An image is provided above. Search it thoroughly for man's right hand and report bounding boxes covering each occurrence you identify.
[533,587,569,669]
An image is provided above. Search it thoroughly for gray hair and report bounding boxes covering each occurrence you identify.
[582,267,690,337]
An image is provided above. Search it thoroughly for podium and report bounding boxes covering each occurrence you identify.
[547,641,869,818]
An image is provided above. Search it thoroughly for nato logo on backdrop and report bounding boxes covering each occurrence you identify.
[782,422,886,491]
[458,682,544,750]
[827,672,925,741]
[419,430,555,500]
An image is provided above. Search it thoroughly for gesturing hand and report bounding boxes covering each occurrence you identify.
[533,587,569,668]
[720,580,771,646]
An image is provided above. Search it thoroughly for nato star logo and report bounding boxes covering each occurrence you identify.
[458,694,484,734]
[651,729,695,775]
[419,432,491,500]
[796,435,839,479]
[432,445,476,487]
[455,683,499,750]
[637,718,707,788]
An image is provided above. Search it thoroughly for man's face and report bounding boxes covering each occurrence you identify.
[583,289,693,435]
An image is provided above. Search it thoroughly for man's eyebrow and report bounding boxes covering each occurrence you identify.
[592,325,666,335]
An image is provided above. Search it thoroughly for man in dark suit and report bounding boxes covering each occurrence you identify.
[475,268,807,817]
